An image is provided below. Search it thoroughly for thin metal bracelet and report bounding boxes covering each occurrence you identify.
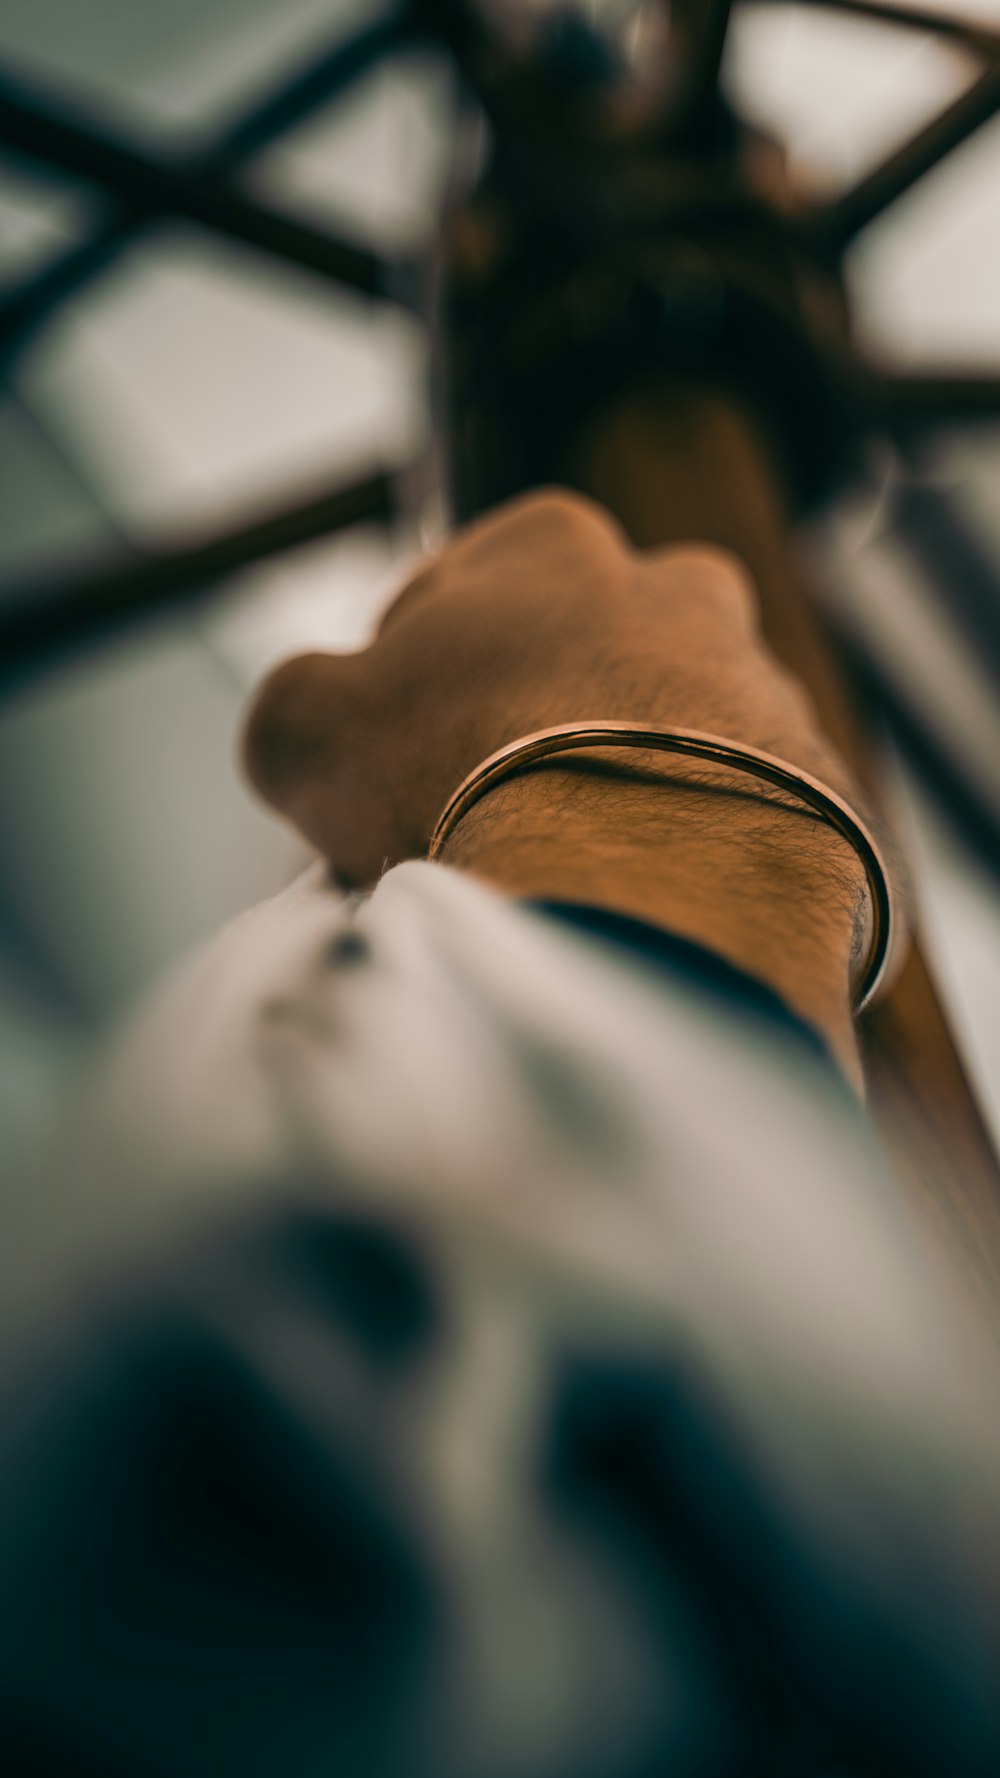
[427,721,896,1013]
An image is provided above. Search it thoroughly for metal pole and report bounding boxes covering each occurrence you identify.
[556,380,1000,1307]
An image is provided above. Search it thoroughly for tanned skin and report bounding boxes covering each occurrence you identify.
[243,489,874,1086]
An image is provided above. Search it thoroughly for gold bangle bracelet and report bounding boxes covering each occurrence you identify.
[427,721,897,1013]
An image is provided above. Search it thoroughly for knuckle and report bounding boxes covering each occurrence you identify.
[242,652,341,802]
[655,543,760,628]
[486,486,627,552]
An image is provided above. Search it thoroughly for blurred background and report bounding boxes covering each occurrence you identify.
[0,0,998,1175]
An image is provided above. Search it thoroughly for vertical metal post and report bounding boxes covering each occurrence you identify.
[558,380,1000,1309]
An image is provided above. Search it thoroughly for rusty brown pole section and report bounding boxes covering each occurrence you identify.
[559,378,1000,1308]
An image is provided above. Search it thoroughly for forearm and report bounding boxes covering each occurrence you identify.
[438,753,867,1085]
[243,458,878,1086]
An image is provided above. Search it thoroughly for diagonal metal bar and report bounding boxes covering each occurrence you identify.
[878,370,1000,429]
[742,0,1000,55]
[851,463,1000,871]
[0,6,417,366]
[0,226,142,369]
[823,62,1000,244]
[0,467,395,691]
[837,624,1000,889]
[219,4,415,163]
[0,65,392,303]
[892,475,1000,683]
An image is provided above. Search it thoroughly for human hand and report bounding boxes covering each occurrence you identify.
[244,489,888,1077]
[244,488,865,885]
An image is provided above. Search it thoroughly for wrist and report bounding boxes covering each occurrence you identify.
[438,753,867,1086]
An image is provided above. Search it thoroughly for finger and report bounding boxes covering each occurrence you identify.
[242,650,395,887]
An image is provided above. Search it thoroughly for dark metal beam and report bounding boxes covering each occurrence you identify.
[843,633,1000,891]
[0,225,140,369]
[0,7,416,366]
[848,466,1000,877]
[892,475,1000,681]
[0,65,392,303]
[878,370,1000,430]
[823,63,1000,244]
[0,468,395,691]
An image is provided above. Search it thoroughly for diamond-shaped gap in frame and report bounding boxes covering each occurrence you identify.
[846,110,1000,367]
[722,1,980,200]
[248,48,458,256]
[15,223,428,545]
